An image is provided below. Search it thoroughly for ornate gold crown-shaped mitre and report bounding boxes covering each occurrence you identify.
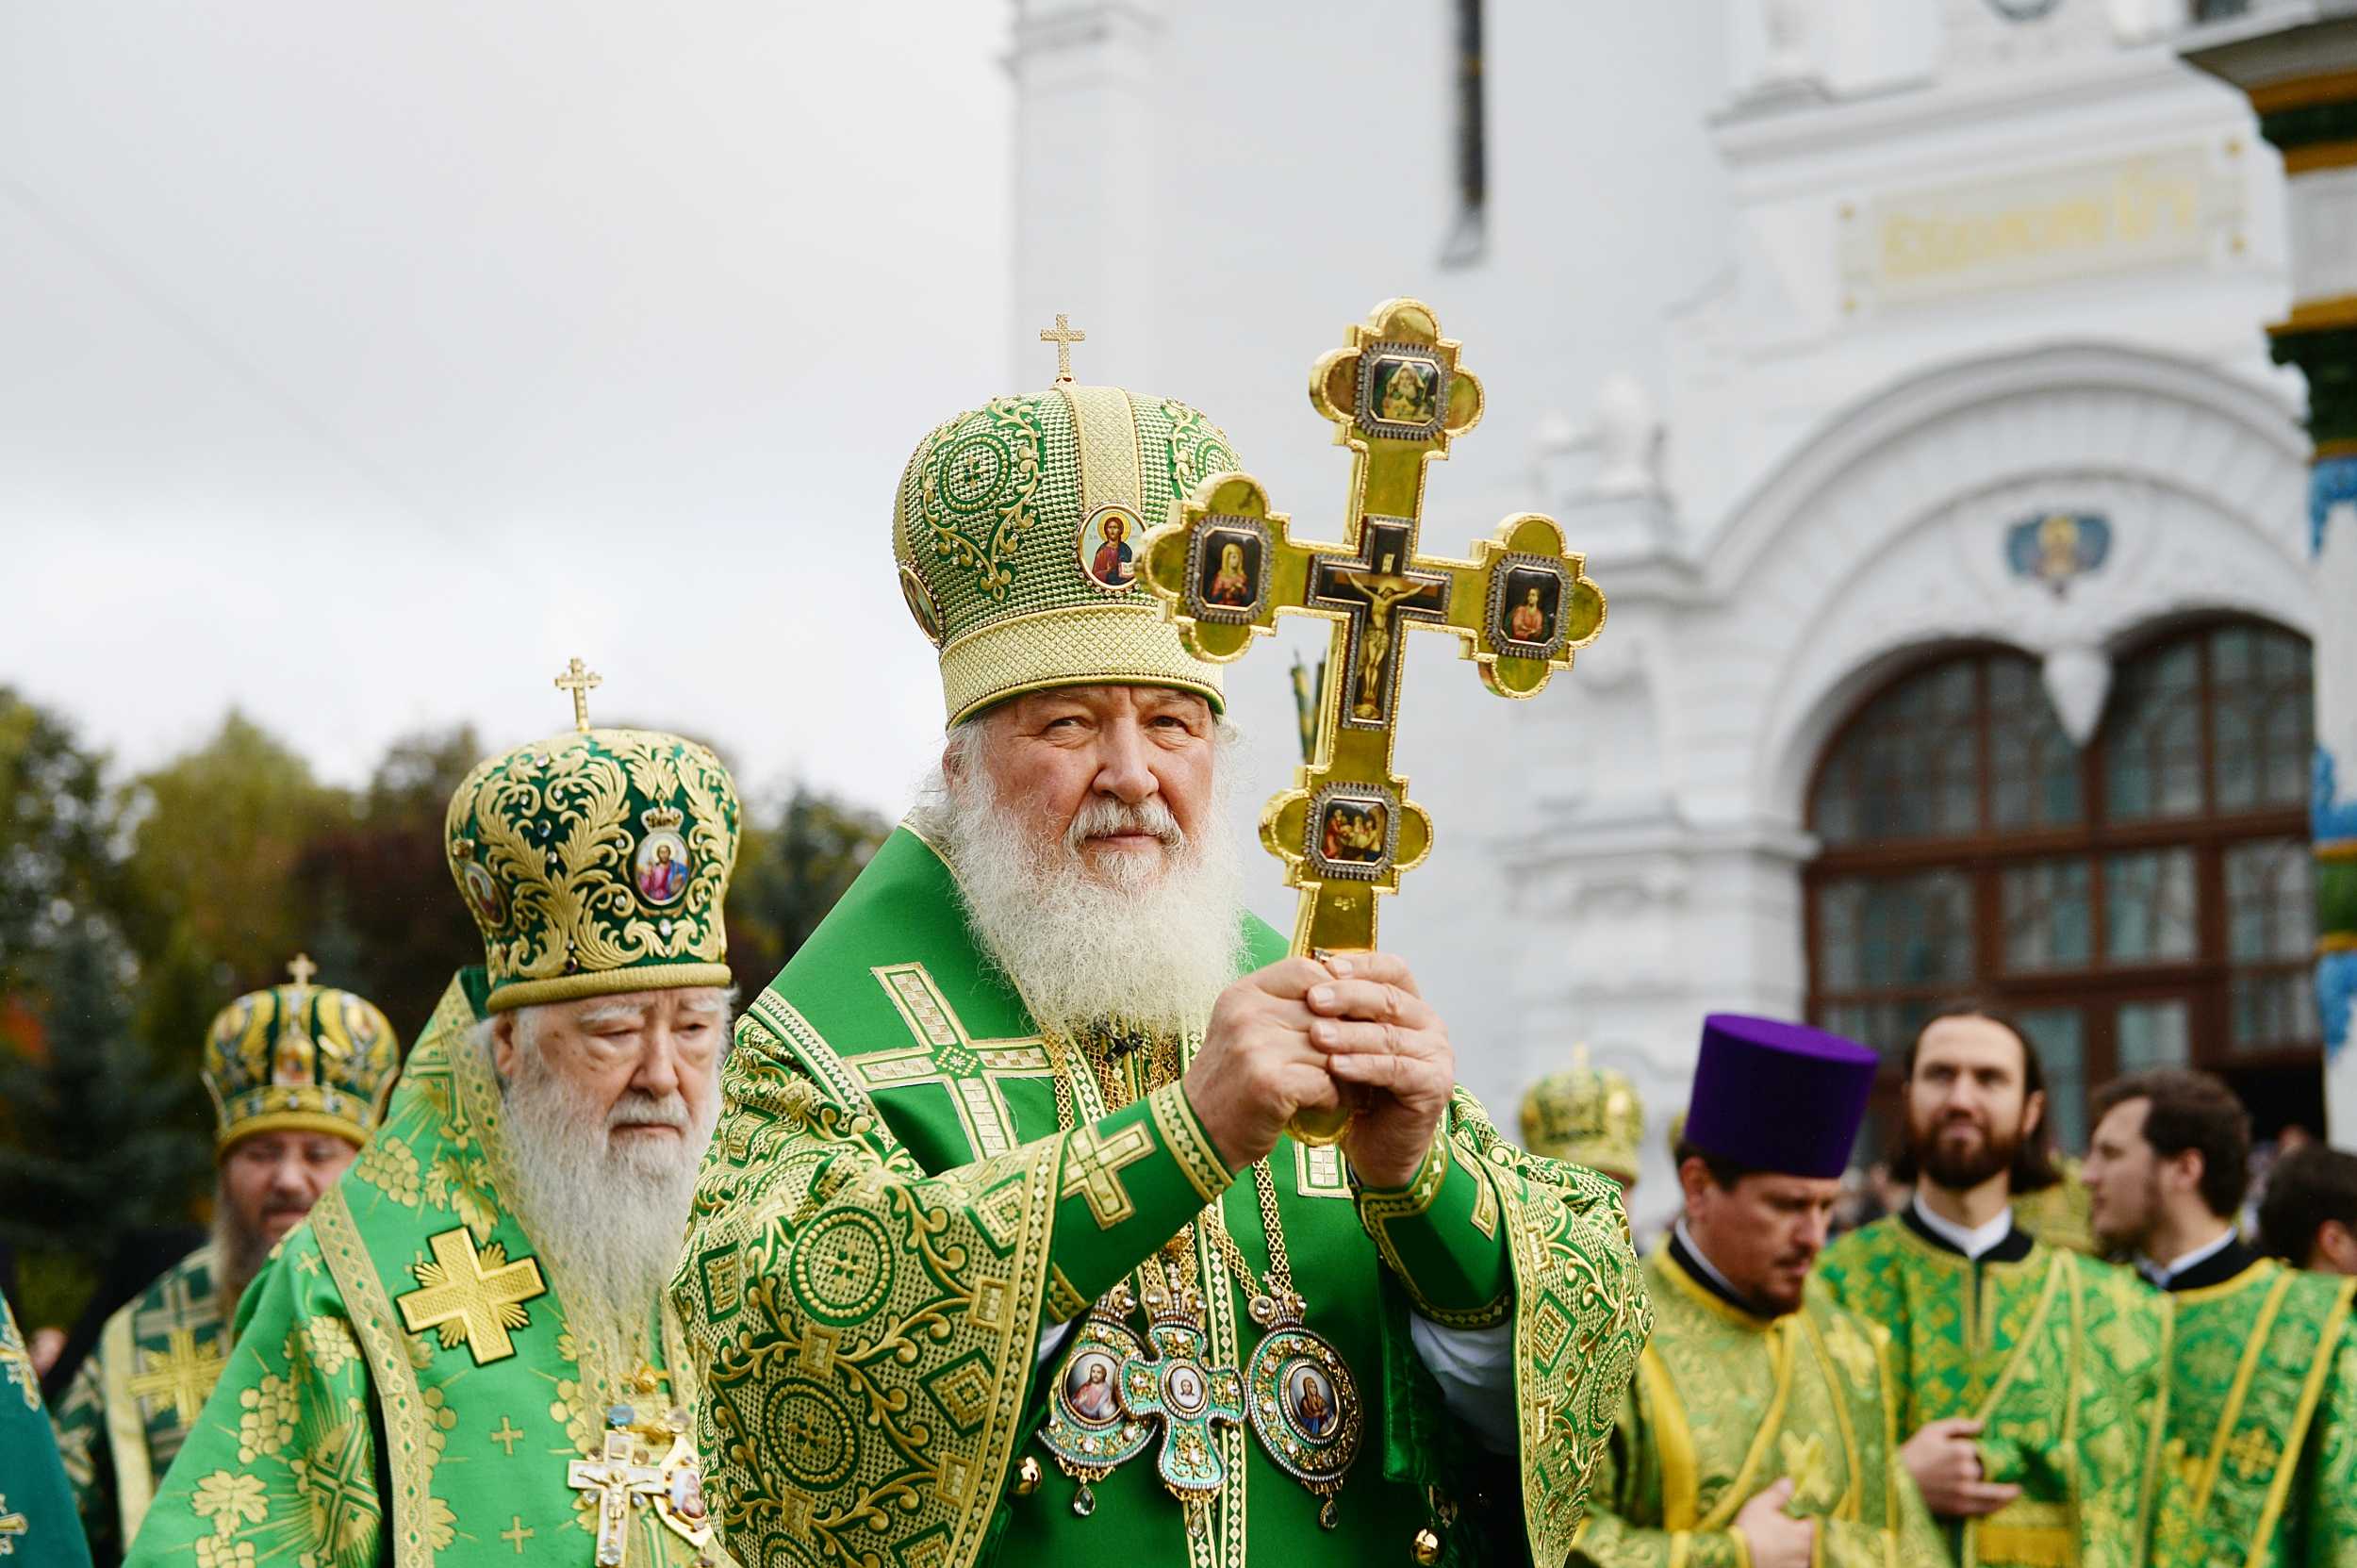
[201,956,401,1154]
[445,664,741,1013]
[1520,1045,1645,1185]
[893,319,1247,726]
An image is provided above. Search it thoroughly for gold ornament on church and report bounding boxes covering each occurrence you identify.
[1137,298,1606,1142]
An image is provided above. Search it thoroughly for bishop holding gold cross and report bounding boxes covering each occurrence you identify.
[672,300,1652,1568]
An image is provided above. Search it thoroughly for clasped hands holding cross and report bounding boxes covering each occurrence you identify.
[1184,950,1455,1189]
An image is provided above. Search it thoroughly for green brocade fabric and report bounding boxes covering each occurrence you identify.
[2150,1260,2357,1568]
[53,1246,229,1561]
[1571,1247,1944,1567]
[7,1294,95,1568]
[1814,1217,2167,1568]
[126,973,726,1568]
[671,826,1651,1568]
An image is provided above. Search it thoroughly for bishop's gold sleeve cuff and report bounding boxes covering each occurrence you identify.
[1352,1132,1512,1329]
[1042,1081,1233,1315]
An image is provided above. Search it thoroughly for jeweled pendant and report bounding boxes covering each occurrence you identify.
[1244,1320,1361,1506]
[1319,1497,1340,1530]
[1073,1482,1096,1518]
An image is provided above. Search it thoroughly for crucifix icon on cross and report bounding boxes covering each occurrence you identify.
[1138,300,1604,1138]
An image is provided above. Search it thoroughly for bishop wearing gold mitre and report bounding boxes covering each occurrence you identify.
[129,678,739,1568]
[1571,1015,1943,1567]
[54,960,399,1564]
[670,341,1651,1568]
[1521,1045,1643,1192]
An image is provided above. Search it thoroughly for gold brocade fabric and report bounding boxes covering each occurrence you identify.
[1570,1246,1944,1567]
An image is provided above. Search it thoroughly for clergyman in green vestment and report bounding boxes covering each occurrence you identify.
[53,966,400,1564]
[2085,1068,2357,1567]
[8,1291,94,1568]
[127,694,744,1568]
[671,370,1653,1568]
[1572,1013,1943,1568]
[1813,1005,2167,1568]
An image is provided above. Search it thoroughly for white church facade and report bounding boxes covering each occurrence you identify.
[1006,0,2318,1222]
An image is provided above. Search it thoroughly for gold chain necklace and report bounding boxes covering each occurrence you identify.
[1037,1029,1362,1528]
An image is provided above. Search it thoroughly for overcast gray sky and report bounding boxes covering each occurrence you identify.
[2,2,1013,810]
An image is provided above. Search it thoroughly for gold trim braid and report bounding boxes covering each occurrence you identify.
[313,1184,439,1568]
[938,601,1225,727]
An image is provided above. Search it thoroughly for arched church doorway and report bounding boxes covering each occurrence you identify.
[1804,618,2317,1154]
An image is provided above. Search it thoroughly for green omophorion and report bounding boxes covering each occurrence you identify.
[126,974,727,1568]
[52,1246,229,1562]
[670,826,1654,1568]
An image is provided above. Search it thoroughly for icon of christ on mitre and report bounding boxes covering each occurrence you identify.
[673,316,1650,1568]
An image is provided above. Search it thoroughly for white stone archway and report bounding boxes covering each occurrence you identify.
[1697,340,2314,832]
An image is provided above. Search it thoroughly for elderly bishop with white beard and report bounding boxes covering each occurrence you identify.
[131,682,739,1568]
[675,369,1651,1568]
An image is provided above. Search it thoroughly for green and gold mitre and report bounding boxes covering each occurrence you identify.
[200,955,401,1154]
[1519,1044,1644,1186]
[444,660,741,1013]
[894,325,1244,724]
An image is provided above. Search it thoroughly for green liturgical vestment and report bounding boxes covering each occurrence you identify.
[1570,1242,1944,1567]
[1814,1212,2167,1568]
[53,1246,230,1562]
[125,974,725,1568]
[2150,1250,2357,1568]
[7,1292,95,1568]
[671,827,1653,1568]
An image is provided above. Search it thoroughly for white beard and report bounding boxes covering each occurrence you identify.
[486,1016,717,1364]
[916,736,1248,1043]
[209,1192,273,1323]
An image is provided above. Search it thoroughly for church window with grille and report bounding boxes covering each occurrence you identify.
[1805,619,2316,1150]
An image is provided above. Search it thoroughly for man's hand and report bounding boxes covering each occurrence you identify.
[1900,1418,2019,1517]
[1734,1478,1815,1568]
[1301,952,1454,1188]
[1184,958,1343,1172]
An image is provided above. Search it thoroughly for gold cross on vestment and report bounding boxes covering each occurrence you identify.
[1138,300,1604,956]
[0,1496,25,1556]
[569,1428,667,1568]
[553,657,602,733]
[125,1327,226,1427]
[1039,312,1086,382]
[489,1415,526,1456]
[286,952,318,992]
[500,1516,536,1555]
[844,964,1058,1159]
[1062,1120,1158,1228]
[396,1228,549,1364]
[2225,1426,2279,1482]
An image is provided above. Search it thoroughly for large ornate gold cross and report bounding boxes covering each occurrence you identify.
[125,1328,226,1427]
[1140,298,1605,958]
[397,1227,549,1364]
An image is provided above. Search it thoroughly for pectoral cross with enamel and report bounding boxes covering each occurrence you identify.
[1139,298,1605,953]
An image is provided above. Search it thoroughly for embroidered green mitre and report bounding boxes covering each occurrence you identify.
[894,368,1245,725]
[1519,1045,1643,1186]
[201,962,402,1153]
[444,691,741,1013]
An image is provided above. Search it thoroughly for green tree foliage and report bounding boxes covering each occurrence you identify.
[293,725,486,1042]
[0,917,207,1321]
[0,690,118,996]
[726,784,891,996]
